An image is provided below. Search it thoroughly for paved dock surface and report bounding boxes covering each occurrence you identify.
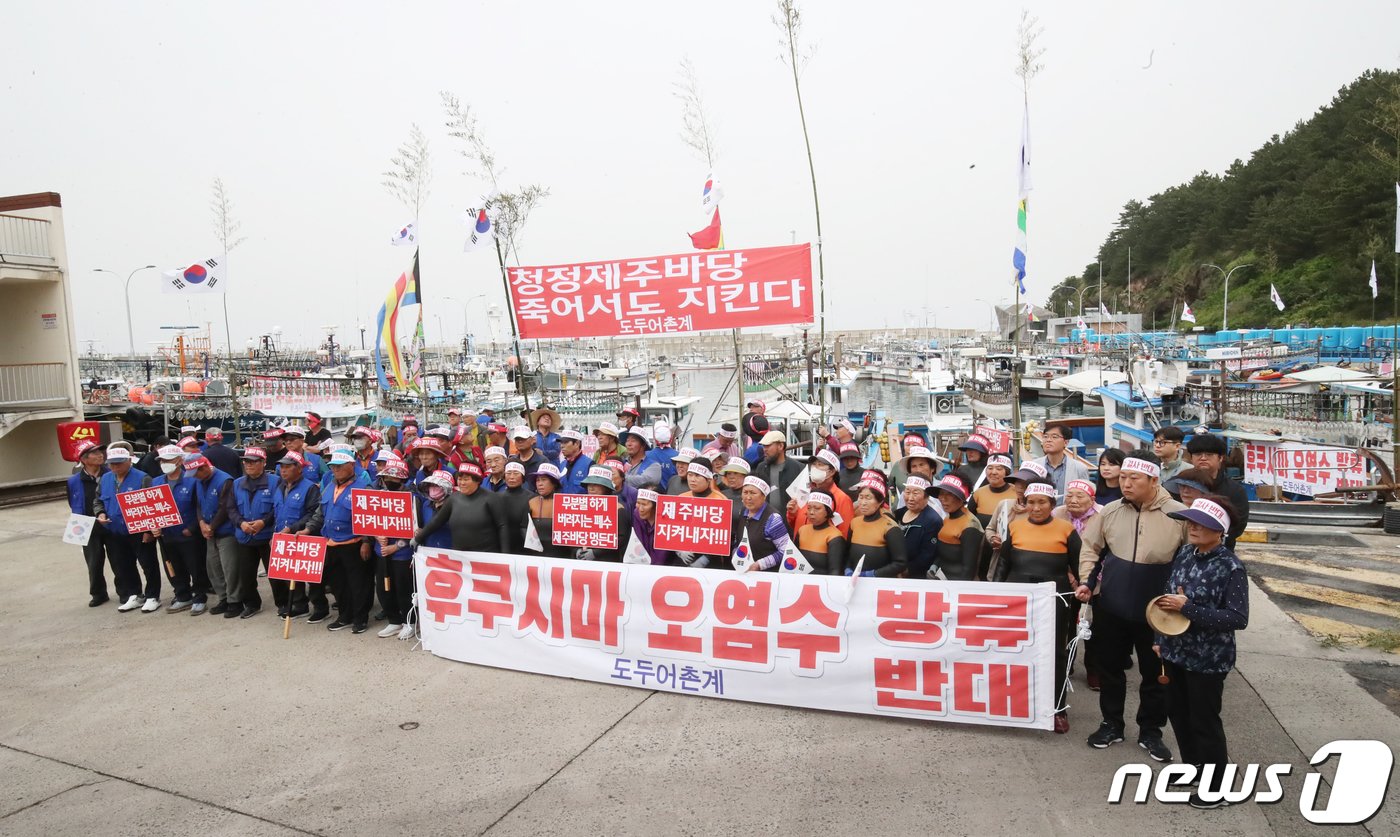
[3,501,1398,836]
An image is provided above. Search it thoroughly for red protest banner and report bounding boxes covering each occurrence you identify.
[552,494,618,550]
[654,495,732,556]
[267,533,327,583]
[506,243,813,339]
[117,484,180,534]
[351,489,416,538]
[973,426,1011,455]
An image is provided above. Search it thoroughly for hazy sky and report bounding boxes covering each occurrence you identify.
[5,1,1399,354]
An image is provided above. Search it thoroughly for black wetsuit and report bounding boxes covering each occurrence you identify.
[414,490,507,553]
[497,485,536,554]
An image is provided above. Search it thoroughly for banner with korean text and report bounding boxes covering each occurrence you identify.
[506,244,814,339]
[267,534,328,583]
[351,489,416,538]
[1240,441,1370,497]
[414,550,1057,730]
[117,485,180,534]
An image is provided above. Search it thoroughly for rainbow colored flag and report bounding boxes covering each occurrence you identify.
[1013,102,1031,295]
[374,252,420,391]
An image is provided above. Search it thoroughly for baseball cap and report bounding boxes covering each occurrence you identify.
[240,448,267,461]
[510,426,533,440]
[1169,497,1231,532]
[327,450,355,466]
[487,423,508,435]
[157,445,184,460]
[746,399,766,410]
[536,463,563,482]
[282,424,307,438]
[106,447,132,462]
[177,436,199,448]
[721,458,750,475]
[559,428,584,442]
[617,407,641,418]
[760,430,786,446]
[279,451,307,468]
[73,440,99,457]
[931,474,970,502]
[262,426,285,440]
[204,427,224,439]
[182,454,211,471]
[838,443,861,459]
[674,447,699,464]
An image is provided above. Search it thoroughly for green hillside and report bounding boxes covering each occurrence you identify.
[1047,69,1400,330]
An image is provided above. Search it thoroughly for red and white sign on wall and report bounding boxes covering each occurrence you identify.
[267,534,328,583]
[1242,442,1369,498]
[654,495,733,556]
[351,489,416,538]
[117,485,180,534]
[552,494,619,550]
[506,244,814,339]
[973,426,1011,455]
[414,549,1057,730]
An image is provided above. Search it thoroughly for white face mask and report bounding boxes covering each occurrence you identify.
[161,462,180,475]
[353,438,369,451]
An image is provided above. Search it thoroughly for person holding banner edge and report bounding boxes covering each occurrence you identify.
[372,456,416,639]
[151,445,206,615]
[736,476,794,572]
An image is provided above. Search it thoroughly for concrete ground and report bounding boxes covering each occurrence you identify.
[3,500,1398,837]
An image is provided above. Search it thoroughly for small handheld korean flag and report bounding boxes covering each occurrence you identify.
[778,541,813,574]
[162,258,226,294]
[1181,302,1196,324]
[523,517,543,552]
[622,533,651,565]
[63,513,96,546]
[731,527,754,572]
[1270,283,1286,312]
[391,222,418,247]
[838,555,865,604]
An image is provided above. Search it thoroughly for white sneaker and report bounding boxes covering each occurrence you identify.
[140,597,162,613]
[117,595,142,612]
[397,623,415,641]
[166,599,192,613]
[378,623,402,638]
[190,602,207,616]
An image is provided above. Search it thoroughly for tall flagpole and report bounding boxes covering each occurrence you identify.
[494,236,531,413]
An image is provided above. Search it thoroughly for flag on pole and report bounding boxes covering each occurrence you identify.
[1076,316,1087,330]
[700,173,724,212]
[1370,260,1379,300]
[1099,302,1111,318]
[1270,283,1286,312]
[162,258,226,294]
[1181,302,1197,323]
[1024,303,1039,323]
[1012,102,1031,295]
[462,204,494,252]
[390,222,418,247]
[688,207,724,250]
[373,252,419,391]
[730,526,754,572]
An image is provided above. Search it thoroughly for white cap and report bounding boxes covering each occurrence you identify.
[106,447,132,462]
[559,428,584,442]
[675,447,699,464]
[510,426,533,440]
[653,422,673,444]
[760,430,787,446]
[157,445,184,460]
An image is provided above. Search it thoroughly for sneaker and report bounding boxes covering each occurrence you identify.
[1087,722,1124,749]
[1139,736,1173,763]
[166,599,192,613]
[257,569,267,578]
[307,610,329,624]
[290,603,309,618]
[397,624,415,641]
[222,603,242,619]
[378,623,402,638]
[140,597,162,613]
[327,620,351,631]
[1188,793,1229,810]
[351,624,368,635]
[210,601,229,615]
[277,605,289,618]
[1053,712,1070,735]
[1086,670,1101,691]
[89,596,110,608]
[117,595,142,612]
[373,610,386,622]
[239,604,261,619]
[190,602,207,616]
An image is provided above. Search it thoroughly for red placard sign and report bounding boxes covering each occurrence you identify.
[116,484,180,534]
[973,426,1011,455]
[507,243,814,339]
[552,494,619,550]
[654,495,732,556]
[351,489,416,538]
[267,533,327,583]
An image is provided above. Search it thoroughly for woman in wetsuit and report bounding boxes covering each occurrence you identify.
[843,479,906,578]
[412,462,507,553]
[794,492,847,575]
[928,473,983,581]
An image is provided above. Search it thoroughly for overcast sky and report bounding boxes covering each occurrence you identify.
[5,1,1399,354]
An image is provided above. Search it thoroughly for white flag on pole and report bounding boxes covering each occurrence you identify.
[1099,302,1110,318]
[731,527,754,572]
[390,222,418,247]
[162,257,225,294]
[1181,302,1196,324]
[1076,316,1087,330]
[777,540,813,574]
[1270,283,1286,311]
[1370,260,1379,300]
[700,173,724,213]
[523,517,543,552]
[622,533,651,565]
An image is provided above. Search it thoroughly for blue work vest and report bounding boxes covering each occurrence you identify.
[232,473,280,544]
[320,476,366,542]
[196,468,235,537]
[272,476,318,533]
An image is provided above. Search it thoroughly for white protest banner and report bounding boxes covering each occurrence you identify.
[63,513,96,546]
[414,549,1057,730]
[1241,441,1370,497]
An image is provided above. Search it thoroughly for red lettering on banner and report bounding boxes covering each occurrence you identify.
[711,579,773,666]
[117,484,181,534]
[951,661,1031,720]
[874,658,948,713]
[647,575,704,654]
[953,593,1031,650]
[567,568,625,650]
[552,495,618,550]
[775,583,845,674]
[517,564,567,641]
[654,495,733,556]
[351,489,416,538]
[874,589,952,646]
[422,553,465,623]
[266,533,327,583]
[466,559,513,633]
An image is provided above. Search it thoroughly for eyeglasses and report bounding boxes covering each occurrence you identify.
[1151,439,1176,446]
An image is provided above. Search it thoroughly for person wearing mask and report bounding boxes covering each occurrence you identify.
[998,480,1082,734]
[616,406,642,432]
[269,452,322,619]
[926,474,982,581]
[93,446,163,612]
[592,422,622,464]
[281,426,325,482]
[837,443,865,502]
[261,427,288,468]
[530,406,562,463]
[665,448,698,495]
[317,451,374,634]
[67,442,111,607]
[627,488,672,565]
[734,477,794,573]
[152,445,206,614]
[414,462,509,553]
[498,462,537,554]
[303,412,333,450]
[1034,423,1091,504]
[1184,434,1249,550]
[1153,426,1189,482]
[482,447,509,493]
[509,426,549,476]
[527,464,573,559]
[190,454,241,619]
[794,492,847,575]
[1156,496,1250,809]
[718,458,749,503]
[844,480,907,578]
[200,427,241,477]
[416,471,456,551]
[136,436,172,479]
[754,430,804,510]
[897,476,942,580]
[1095,448,1126,505]
[394,418,420,456]
[228,447,277,619]
[372,457,417,639]
[1075,451,1186,762]
[350,426,379,480]
[558,430,592,495]
[785,449,854,537]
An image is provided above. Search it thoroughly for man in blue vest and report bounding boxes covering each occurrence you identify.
[67,441,111,607]
[282,425,325,482]
[229,447,278,618]
[152,445,206,614]
[316,450,373,633]
[557,429,592,495]
[191,454,241,618]
[92,446,163,611]
[271,451,321,619]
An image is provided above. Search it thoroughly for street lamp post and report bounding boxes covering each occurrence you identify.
[1201,263,1252,331]
[93,265,156,356]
